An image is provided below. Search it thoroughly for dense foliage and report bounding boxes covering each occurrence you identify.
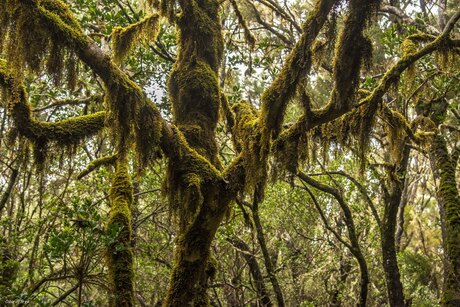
[0,0,459,306]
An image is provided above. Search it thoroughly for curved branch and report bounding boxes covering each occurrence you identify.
[259,0,337,143]
[298,182,353,250]
[77,154,118,180]
[380,5,440,35]
[297,171,370,307]
[0,66,105,145]
[307,171,382,228]
[276,11,460,153]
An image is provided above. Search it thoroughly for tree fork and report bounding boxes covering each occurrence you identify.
[163,0,227,305]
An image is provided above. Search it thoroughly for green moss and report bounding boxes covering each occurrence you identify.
[401,37,418,84]
[1,64,106,166]
[429,132,460,306]
[104,71,163,165]
[0,0,85,82]
[77,154,117,180]
[229,100,269,197]
[111,14,161,64]
[170,60,221,135]
[107,160,134,307]
[165,126,222,224]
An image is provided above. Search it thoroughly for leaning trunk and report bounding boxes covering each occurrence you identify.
[252,195,285,306]
[228,237,272,306]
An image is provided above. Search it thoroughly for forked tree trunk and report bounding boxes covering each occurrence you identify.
[163,0,228,305]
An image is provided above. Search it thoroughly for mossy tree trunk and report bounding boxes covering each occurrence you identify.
[163,0,228,305]
[430,135,460,306]
[107,159,134,307]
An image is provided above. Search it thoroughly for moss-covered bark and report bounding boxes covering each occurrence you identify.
[430,135,460,306]
[0,64,106,165]
[164,0,227,305]
[107,159,135,307]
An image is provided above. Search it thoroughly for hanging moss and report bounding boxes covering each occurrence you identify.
[111,14,161,64]
[104,72,162,165]
[401,37,418,84]
[229,100,268,197]
[328,0,380,112]
[0,65,106,166]
[259,0,337,146]
[0,0,82,84]
[135,104,163,166]
[272,118,309,178]
[164,1,231,303]
[164,126,222,225]
[107,159,134,307]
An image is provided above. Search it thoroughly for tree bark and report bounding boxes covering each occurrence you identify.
[228,237,272,306]
[163,1,227,305]
[380,145,410,307]
[107,159,134,307]
[430,135,460,306]
[0,166,19,214]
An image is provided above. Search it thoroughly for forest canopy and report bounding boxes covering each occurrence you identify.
[0,0,459,306]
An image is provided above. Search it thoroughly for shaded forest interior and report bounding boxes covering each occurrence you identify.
[0,0,460,306]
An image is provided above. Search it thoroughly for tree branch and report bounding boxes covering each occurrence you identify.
[0,65,105,145]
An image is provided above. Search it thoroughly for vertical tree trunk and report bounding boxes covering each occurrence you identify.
[163,0,227,305]
[429,143,450,289]
[381,146,410,307]
[107,159,134,307]
[330,254,352,307]
[430,135,460,306]
[395,177,409,252]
